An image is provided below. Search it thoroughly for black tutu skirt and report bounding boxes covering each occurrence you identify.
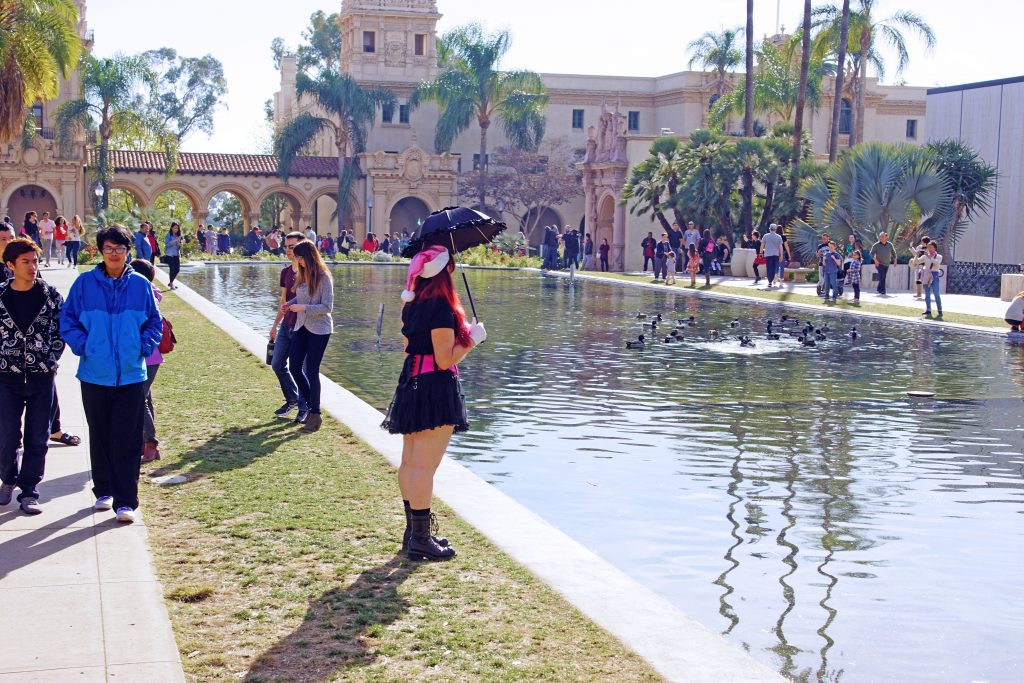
[381,356,469,435]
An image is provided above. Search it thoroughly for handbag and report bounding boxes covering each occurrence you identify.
[158,317,176,354]
[754,253,766,265]
[920,269,933,286]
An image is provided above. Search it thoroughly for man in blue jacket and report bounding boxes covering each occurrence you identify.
[134,222,153,262]
[61,225,162,524]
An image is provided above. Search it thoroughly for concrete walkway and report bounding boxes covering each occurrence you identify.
[0,266,184,683]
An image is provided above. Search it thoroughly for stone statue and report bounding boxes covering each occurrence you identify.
[613,113,628,162]
[585,126,597,163]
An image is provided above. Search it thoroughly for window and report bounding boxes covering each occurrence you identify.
[30,101,43,127]
[839,98,852,135]
[571,109,584,129]
[473,153,489,171]
[399,104,410,124]
[628,111,639,132]
[363,31,376,53]
[382,103,394,124]
[414,34,426,56]
[906,119,918,139]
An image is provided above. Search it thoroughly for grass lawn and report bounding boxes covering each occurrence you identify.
[144,291,663,683]
[574,271,1006,330]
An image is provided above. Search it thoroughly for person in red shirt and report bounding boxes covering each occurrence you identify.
[145,222,160,261]
[53,216,68,265]
[362,233,379,252]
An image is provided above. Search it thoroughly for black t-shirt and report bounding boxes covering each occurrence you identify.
[402,297,457,356]
[1,282,45,334]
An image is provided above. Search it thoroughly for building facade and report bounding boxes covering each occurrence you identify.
[926,75,1024,268]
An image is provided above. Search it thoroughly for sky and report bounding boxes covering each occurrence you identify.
[87,0,1021,154]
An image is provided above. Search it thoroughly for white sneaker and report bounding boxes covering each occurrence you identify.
[94,496,113,511]
[115,506,135,524]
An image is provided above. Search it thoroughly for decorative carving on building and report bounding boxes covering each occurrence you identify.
[343,0,439,14]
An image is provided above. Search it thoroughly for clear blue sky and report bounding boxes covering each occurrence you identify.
[87,0,1020,154]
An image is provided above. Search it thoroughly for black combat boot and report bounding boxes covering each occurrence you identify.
[402,501,448,551]
[408,512,456,562]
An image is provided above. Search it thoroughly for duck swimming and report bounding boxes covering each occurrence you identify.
[636,312,647,320]
[709,330,720,340]
[849,326,859,339]
[730,319,740,328]
[767,332,780,340]
[626,335,646,349]
[739,335,756,348]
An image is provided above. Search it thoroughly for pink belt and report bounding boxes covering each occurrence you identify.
[409,354,458,377]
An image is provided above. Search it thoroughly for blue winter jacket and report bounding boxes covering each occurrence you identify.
[134,231,153,261]
[60,265,163,386]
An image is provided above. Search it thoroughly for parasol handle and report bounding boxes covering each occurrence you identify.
[461,269,478,321]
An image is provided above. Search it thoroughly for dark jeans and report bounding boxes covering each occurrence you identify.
[272,323,306,411]
[766,255,780,283]
[82,381,146,510]
[643,255,653,272]
[288,328,331,413]
[165,255,181,284]
[701,253,714,280]
[0,374,54,502]
[654,255,667,279]
[65,241,81,265]
[143,364,160,443]
[600,256,609,271]
[50,387,61,434]
[876,264,889,294]
[852,283,861,300]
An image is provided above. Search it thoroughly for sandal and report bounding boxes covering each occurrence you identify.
[50,432,81,446]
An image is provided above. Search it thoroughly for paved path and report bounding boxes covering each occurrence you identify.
[0,266,184,683]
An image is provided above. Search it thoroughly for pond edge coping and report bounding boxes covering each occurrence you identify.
[158,270,785,683]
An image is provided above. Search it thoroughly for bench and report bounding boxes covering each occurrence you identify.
[786,267,815,282]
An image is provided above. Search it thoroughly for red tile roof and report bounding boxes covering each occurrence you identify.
[95,150,338,178]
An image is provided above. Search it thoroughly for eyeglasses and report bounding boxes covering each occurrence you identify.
[101,246,128,255]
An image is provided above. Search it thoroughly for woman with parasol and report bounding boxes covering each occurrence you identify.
[382,208,500,561]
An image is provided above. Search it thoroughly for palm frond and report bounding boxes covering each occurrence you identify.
[274,112,332,181]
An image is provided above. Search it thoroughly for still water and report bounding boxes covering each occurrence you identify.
[181,264,1023,683]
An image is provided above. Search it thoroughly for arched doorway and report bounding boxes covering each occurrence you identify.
[311,191,338,235]
[258,191,302,230]
[388,197,430,238]
[7,185,58,227]
[206,191,248,254]
[596,195,615,257]
[519,207,562,248]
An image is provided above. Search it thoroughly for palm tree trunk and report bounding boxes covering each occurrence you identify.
[828,0,851,162]
[336,138,349,231]
[741,169,753,235]
[792,0,812,165]
[758,182,775,231]
[478,122,489,211]
[744,0,754,136]
[98,135,109,210]
[854,28,869,146]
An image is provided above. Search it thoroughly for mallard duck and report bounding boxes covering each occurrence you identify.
[663,336,676,343]
[849,326,859,339]
[730,319,740,328]
[626,335,646,349]
[709,330,720,340]
[669,329,680,338]
[739,335,756,348]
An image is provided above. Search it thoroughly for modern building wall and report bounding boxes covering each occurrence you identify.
[926,76,1024,265]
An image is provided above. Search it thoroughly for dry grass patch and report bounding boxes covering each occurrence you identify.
[143,292,664,683]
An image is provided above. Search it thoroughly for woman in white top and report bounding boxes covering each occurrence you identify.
[65,215,83,267]
[914,241,943,318]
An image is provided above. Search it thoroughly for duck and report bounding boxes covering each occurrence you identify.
[642,320,659,331]
[626,335,646,350]
[849,326,859,340]
[663,335,676,343]
[652,313,663,322]
[781,315,790,323]
[636,312,647,320]
[730,319,740,328]
[815,330,827,342]
[797,335,816,347]
[739,335,756,348]
[709,330,720,340]
[669,329,680,338]
[821,324,831,333]
[767,332,780,340]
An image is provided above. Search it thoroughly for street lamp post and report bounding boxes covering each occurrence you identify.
[94,183,104,212]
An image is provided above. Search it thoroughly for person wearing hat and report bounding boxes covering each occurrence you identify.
[381,245,486,561]
[761,223,784,288]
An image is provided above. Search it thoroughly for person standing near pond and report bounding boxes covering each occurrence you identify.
[654,232,671,281]
[641,232,655,273]
[845,249,863,303]
[869,232,897,296]
[65,215,83,267]
[0,239,65,515]
[281,241,333,432]
[582,233,594,271]
[750,230,763,285]
[699,229,715,286]
[822,241,842,303]
[382,245,486,561]
[683,221,700,272]
[912,241,943,318]
[667,221,683,272]
[164,222,183,289]
[599,238,610,272]
[761,224,784,288]
[269,232,307,421]
[53,215,67,266]
[61,225,163,524]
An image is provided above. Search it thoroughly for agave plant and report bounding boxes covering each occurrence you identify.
[789,142,952,260]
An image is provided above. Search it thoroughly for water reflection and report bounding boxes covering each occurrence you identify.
[180,264,1024,683]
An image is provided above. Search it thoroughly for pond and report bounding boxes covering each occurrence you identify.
[180,263,1024,683]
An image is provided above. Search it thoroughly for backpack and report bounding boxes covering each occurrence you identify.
[158,317,177,354]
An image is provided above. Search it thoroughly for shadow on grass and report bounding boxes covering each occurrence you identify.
[148,419,304,481]
[243,555,416,683]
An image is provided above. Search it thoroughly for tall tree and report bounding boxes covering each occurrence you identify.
[827,0,850,161]
[0,0,82,142]
[792,0,813,166]
[686,27,744,97]
[275,70,395,227]
[744,0,754,136]
[814,1,935,145]
[270,11,342,75]
[55,54,175,210]
[413,23,548,211]
[142,48,228,142]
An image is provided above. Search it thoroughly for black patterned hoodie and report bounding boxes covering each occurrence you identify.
[0,278,65,376]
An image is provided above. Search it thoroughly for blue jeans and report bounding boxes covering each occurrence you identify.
[924,276,942,315]
[288,328,331,413]
[766,255,780,283]
[65,241,81,265]
[823,271,840,300]
[0,374,54,501]
[272,324,307,411]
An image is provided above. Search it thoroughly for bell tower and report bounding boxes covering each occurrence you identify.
[339,0,442,83]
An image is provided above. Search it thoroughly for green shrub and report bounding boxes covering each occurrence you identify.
[459,245,541,268]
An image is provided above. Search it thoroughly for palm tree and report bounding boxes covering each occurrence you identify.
[275,70,395,228]
[413,23,548,211]
[55,54,172,210]
[792,0,813,165]
[686,28,744,97]
[744,0,754,136]
[790,142,952,259]
[0,0,82,142]
[827,0,850,161]
[814,0,935,145]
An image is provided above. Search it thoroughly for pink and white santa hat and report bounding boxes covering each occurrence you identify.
[401,245,450,302]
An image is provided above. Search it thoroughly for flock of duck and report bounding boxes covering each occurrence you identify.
[625,312,859,350]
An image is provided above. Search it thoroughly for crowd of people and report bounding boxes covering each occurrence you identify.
[539,225,607,272]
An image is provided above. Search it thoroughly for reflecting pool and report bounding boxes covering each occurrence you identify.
[180,264,1024,683]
